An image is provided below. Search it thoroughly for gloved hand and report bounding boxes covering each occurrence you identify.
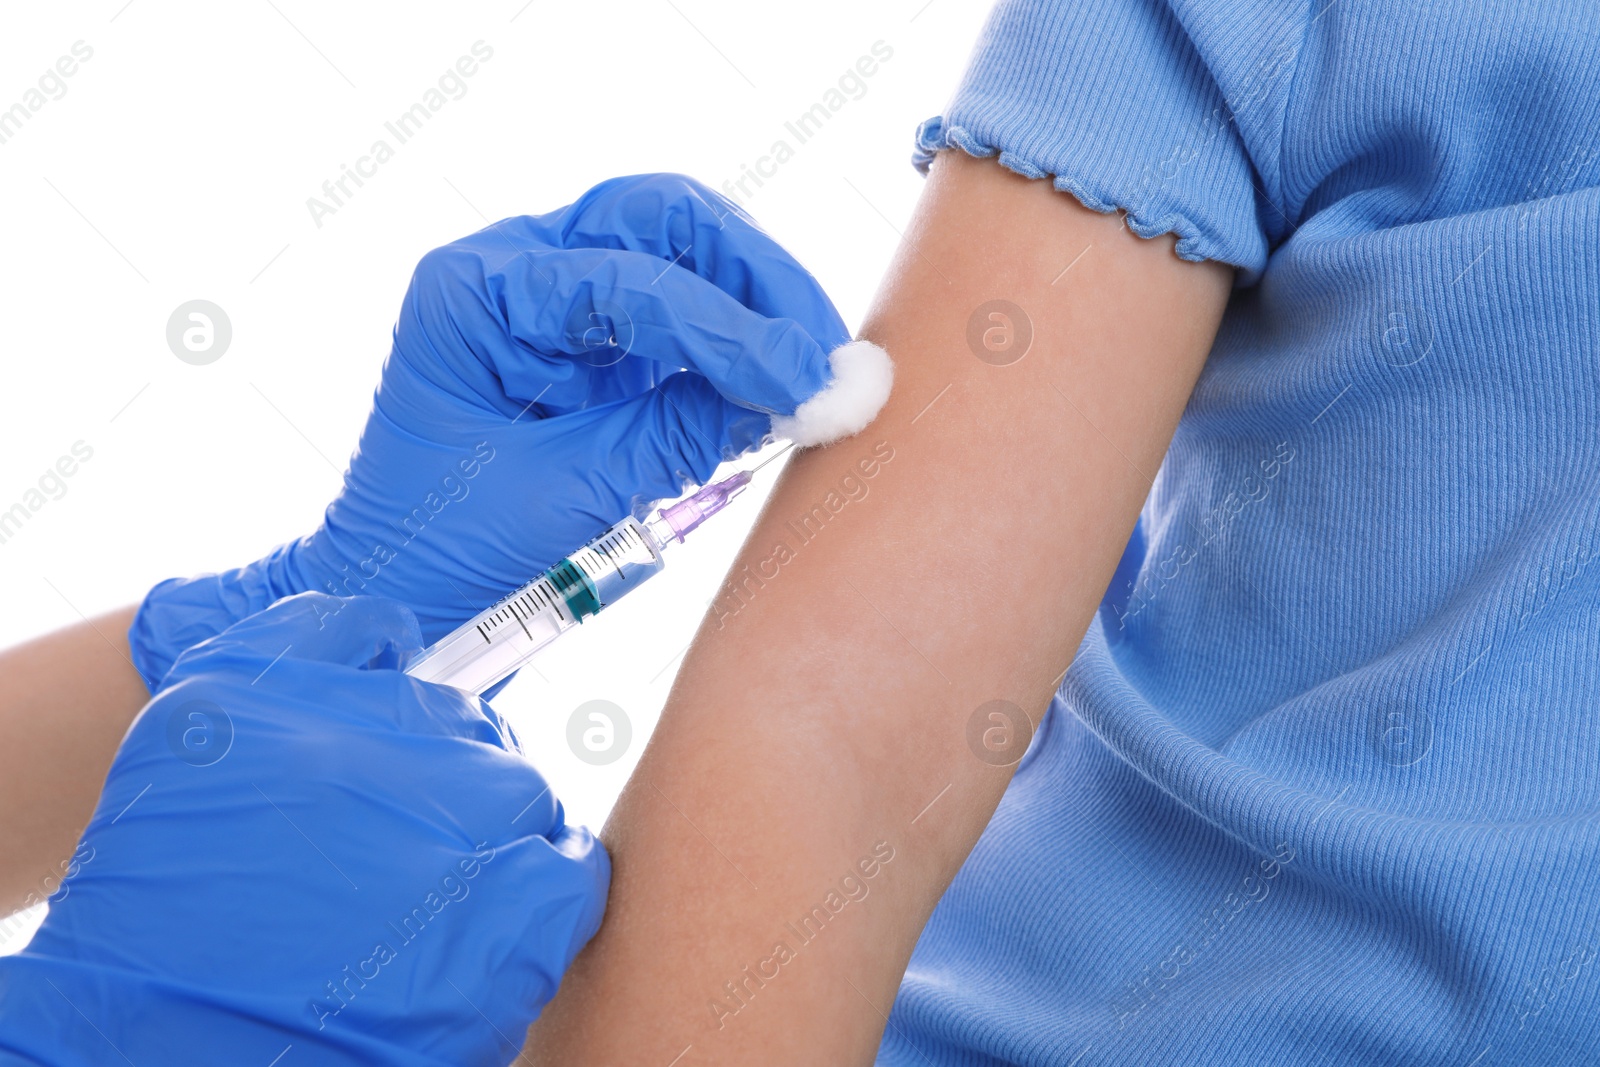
[0,593,606,1067]
[129,172,889,690]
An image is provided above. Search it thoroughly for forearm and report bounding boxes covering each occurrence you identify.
[526,152,1230,1063]
[0,606,148,916]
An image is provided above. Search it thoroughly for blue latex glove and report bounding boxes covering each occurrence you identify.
[130,172,852,690]
[0,593,606,1067]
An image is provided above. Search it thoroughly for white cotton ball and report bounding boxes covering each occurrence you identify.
[771,340,894,447]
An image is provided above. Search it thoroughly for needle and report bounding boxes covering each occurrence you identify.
[749,441,796,475]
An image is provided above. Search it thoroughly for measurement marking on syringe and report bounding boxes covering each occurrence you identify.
[509,600,534,641]
[593,540,626,578]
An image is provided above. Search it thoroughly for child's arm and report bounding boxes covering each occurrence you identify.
[0,606,146,915]
[524,150,1234,1064]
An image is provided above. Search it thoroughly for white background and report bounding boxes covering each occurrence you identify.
[0,1,989,946]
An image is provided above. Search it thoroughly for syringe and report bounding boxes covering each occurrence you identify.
[403,460,773,695]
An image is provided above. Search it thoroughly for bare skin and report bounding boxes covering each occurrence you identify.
[0,606,146,916]
[523,151,1233,1063]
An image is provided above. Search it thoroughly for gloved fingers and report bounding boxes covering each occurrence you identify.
[314,826,608,1063]
[598,371,771,495]
[502,173,851,350]
[380,675,526,752]
[266,712,561,843]
[482,244,836,417]
[167,593,423,683]
[478,826,610,1011]
[494,372,767,533]
[139,590,521,759]
[396,175,853,423]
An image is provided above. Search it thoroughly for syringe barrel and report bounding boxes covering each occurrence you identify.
[403,516,667,694]
[567,516,667,609]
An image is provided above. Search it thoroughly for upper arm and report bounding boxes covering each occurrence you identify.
[525,151,1231,1064]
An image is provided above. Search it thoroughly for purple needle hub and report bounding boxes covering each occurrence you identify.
[655,470,753,543]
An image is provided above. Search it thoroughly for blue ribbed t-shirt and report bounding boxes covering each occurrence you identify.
[886,1,1600,1063]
